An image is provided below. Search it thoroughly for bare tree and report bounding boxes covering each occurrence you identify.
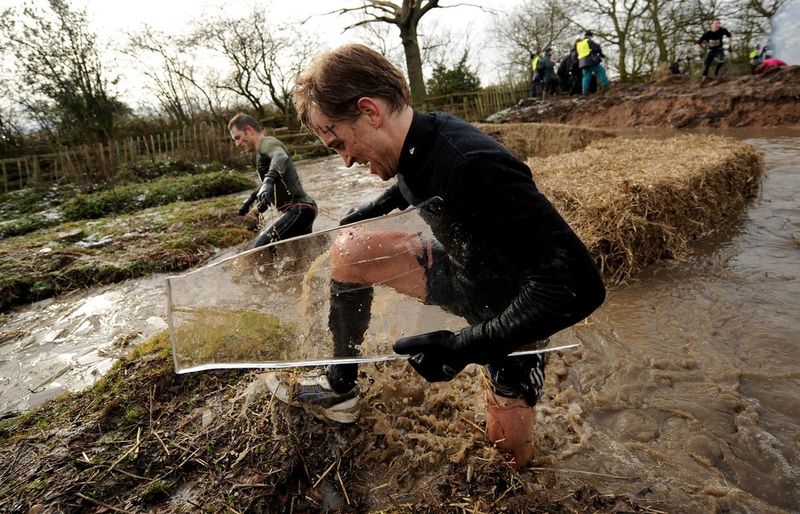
[193,6,314,124]
[0,0,127,143]
[329,1,487,102]
[492,0,577,82]
[562,0,646,80]
[127,27,223,124]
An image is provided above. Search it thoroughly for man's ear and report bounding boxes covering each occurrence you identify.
[356,97,383,128]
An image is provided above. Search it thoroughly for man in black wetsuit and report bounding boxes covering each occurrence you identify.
[228,113,317,248]
[265,44,605,469]
[696,18,733,78]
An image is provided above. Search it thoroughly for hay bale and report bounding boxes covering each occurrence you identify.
[476,122,614,160]
[529,135,764,283]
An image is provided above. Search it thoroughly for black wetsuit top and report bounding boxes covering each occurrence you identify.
[372,111,605,359]
[697,28,731,49]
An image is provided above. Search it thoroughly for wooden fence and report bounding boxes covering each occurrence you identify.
[0,85,527,192]
[419,83,529,122]
[0,124,323,192]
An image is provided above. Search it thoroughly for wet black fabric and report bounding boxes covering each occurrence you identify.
[697,28,732,48]
[250,203,316,248]
[392,111,606,361]
[326,280,374,393]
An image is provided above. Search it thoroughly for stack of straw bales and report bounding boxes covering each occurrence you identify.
[476,122,614,160]
[529,135,764,283]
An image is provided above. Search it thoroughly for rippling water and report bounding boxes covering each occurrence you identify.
[550,135,800,512]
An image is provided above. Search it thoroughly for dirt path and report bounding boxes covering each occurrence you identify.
[491,65,800,128]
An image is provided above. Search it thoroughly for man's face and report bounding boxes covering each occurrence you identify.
[711,19,721,31]
[229,126,259,153]
[308,104,398,181]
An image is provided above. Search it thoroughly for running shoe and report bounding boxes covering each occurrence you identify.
[264,369,359,424]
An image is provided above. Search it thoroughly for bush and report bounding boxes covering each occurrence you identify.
[63,171,255,220]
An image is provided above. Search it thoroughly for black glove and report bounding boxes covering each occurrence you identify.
[256,177,275,213]
[238,191,258,216]
[339,185,407,225]
[339,202,394,225]
[393,330,471,382]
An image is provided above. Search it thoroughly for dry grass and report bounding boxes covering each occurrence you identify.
[530,135,764,283]
[476,122,615,160]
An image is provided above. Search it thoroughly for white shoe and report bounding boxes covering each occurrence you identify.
[265,370,359,424]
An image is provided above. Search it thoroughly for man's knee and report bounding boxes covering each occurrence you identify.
[330,230,369,282]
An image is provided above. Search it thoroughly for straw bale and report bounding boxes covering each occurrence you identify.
[528,135,764,283]
[476,122,615,160]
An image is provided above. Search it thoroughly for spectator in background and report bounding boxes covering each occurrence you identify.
[538,48,559,98]
[529,51,543,98]
[755,57,787,74]
[576,31,608,95]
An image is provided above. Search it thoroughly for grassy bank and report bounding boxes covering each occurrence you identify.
[0,157,260,311]
[0,193,255,312]
[1,163,253,240]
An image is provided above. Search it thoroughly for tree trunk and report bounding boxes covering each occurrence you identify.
[400,23,427,103]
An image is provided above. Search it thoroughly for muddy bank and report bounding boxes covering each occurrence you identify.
[490,65,800,128]
[0,335,652,513]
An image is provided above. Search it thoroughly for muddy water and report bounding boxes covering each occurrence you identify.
[549,135,800,512]
[1,135,798,511]
[0,158,384,415]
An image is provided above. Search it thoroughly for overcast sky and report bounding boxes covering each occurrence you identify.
[64,0,521,109]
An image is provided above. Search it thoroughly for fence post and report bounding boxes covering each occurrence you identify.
[32,155,41,184]
[98,143,108,179]
[149,135,156,160]
[1,161,7,194]
[114,140,122,168]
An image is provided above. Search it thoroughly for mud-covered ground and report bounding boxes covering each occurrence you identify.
[0,334,657,513]
[490,65,800,128]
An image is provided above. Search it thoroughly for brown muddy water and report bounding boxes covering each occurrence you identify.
[1,133,798,512]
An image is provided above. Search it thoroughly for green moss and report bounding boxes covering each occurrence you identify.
[62,171,255,221]
[123,406,146,424]
[172,309,294,368]
[141,479,170,503]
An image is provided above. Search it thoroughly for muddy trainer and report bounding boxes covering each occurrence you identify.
[266,44,606,469]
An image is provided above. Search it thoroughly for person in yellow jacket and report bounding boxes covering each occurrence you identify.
[576,31,608,95]
[529,51,543,97]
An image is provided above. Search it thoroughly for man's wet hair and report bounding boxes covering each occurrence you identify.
[294,44,411,128]
[228,113,263,132]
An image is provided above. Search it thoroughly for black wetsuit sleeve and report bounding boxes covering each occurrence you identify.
[446,158,606,363]
[373,184,411,212]
[697,31,710,45]
[257,147,289,182]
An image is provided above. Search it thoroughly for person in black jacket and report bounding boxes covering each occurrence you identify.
[265,44,606,470]
[695,18,733,77]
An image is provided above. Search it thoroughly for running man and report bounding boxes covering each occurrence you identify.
[265,45,606,469]
[228,113,317,248]
[696,19,733,78]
